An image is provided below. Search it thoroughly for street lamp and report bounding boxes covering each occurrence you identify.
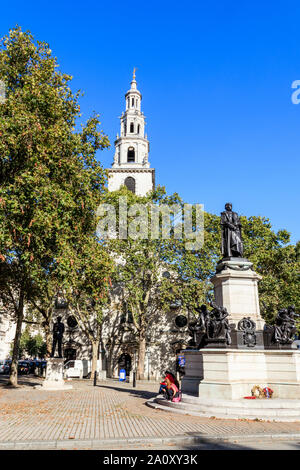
[146,351,151,381]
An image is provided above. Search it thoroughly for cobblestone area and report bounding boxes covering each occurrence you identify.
[0,376,300,446]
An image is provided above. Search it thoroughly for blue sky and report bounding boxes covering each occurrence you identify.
[1,1,300,244]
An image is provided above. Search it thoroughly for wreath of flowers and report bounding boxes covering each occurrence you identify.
[251,385,265,398]
[263,387,273,398]
[250,385,274,398]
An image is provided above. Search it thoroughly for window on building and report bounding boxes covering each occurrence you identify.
[132,98,134,107]
[127,147,135,162]
[137,124,140,134]
[124,176,136,193]
[130,122,134,133]
[67,316,78,329]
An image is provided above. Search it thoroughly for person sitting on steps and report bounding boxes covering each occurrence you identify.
[164,373,181,402]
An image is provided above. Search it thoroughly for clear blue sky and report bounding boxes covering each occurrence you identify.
[1,1,300,244]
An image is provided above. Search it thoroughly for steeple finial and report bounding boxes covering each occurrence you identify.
[133,67,137,80]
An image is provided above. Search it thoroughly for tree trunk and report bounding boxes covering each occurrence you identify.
[137,331,146,380]
[91,340,99,379]
[8,293,24,387]
[44,319,52,358]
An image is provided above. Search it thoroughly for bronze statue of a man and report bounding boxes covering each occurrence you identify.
[221,203,243,258]
[50,316,65,358]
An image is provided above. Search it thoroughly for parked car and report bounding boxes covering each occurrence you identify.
[64,359,101,379]
[0,360,5,374]
[28,360,41,373]
[18,360,30,375]
[4,360,11,374]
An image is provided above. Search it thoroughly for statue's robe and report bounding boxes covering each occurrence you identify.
[221,210,243,257]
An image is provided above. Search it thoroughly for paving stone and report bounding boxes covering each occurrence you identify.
[0,375,300,449]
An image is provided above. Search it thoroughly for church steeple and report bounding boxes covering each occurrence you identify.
[108,72,155,196]
[112,70,150,169]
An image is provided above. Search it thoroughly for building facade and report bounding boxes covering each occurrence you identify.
[0,73,188,380]
[108,70,155,196]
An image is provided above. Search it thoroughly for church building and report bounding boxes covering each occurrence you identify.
[0,72,187,380]
[107,69,155,196]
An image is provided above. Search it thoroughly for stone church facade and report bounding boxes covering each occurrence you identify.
[0,73,189,380]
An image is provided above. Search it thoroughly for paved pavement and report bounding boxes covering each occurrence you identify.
[1,375,300,450]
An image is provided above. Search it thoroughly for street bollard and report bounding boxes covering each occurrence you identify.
[133,371,136,388]
[93,370,97,386]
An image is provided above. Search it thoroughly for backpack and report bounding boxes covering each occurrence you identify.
[170,383,182,402]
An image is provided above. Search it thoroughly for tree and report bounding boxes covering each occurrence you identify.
[28,274,59,357]
[100,186,213,379]
[15,330,46,358]
[242,216,300,325]
[63,233,114,378]
[0,27,109,386]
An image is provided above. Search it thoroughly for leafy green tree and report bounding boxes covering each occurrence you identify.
[29,275,58,357]
[296,241,300,262]
[17,328,30,358]
[64,233,114,377]
[242,216,300,325]
[11,330,46,358]
[100,186,213,379]
[26,333,47,358]
[0,27,109,386]
[101,187,300,378]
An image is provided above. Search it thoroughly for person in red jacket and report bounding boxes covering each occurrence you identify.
[165,373,181,402]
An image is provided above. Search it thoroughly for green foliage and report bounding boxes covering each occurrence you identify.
[64,233,114,336]
[102,186,209,320]
[296,241,300,262]
[242,216,300,325]
[0,26,110,383]
[12,330,46,358]
[0,26,109,286]
[101,188,300,333]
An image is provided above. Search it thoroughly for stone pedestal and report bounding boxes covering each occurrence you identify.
[182,349,300,400]
[98,370,107,381]
[35,358,72,391]
[210,258,265,330]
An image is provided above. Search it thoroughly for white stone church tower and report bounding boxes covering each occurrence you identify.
[107,70,155,196]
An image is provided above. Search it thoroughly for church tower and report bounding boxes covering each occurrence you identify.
[107,70,155,196]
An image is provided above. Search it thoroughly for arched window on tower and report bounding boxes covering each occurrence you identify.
[130,122,134,133]
[137,124,140,135]
[124,177,136,193]
[127,147,135,162]
[132,98,134,107]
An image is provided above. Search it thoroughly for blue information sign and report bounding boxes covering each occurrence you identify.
[178,355,185,367]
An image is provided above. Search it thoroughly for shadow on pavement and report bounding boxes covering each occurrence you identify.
[179,434,300,450]
[0,375,42,389]
[96,383,157,399]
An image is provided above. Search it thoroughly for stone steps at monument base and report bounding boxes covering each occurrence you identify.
[147,397,300,422]
[182,394,300,411]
